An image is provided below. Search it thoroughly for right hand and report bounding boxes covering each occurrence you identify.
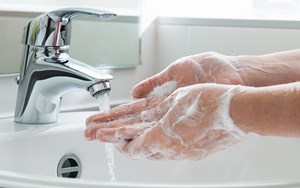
[131,52,244,100]
[85,84,247,160]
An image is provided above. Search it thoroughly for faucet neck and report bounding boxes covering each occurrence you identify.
[15,44,113,124]
[43,46,70,63]
[18,45,70,83]
[14,8,115,124]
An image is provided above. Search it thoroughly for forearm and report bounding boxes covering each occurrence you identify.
[230,49,300,87]
[230,82,300,137]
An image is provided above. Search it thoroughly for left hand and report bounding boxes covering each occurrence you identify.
[85,83,246,160]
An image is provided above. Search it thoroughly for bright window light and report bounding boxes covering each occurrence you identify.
[0,0,140,16]
[142,0,300,20]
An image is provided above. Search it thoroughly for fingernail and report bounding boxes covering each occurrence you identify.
[85,136,93,141]
[84,131,95,141]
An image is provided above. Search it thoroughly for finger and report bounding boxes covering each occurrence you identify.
[85,114,142,140]
[95,128,120,143]
[85,94,168,140]
[147,153,165,160]
[96,123,152,143]
[119,125,168,159]
[140,93,177,122]
[86,98,149,127]
[131,71,169,99]
[85,124,106,140]
[115,123,153,140]
[146,95,165,109]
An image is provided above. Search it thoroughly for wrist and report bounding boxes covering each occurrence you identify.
[217,85,248,135]
[230,51,300,87]
[230,83,300,137]
[229,55,270,87]
[229,86,256,134]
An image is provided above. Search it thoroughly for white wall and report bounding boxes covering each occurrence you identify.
[156,20,300,71]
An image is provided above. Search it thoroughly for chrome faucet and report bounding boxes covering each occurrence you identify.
[14,8,116,124]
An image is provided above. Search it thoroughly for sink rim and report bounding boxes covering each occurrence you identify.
[1,168,300,188]
[0,111,96,142]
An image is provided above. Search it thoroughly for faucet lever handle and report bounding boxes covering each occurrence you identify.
[22,8,116,47]
[47,8,116,24]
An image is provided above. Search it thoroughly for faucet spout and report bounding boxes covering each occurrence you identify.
[14,46,113,124]
[15,8,116,124]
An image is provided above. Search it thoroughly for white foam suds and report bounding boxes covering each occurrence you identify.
[147,81,177,98]
[215,86,246,136]
[155,85,248,160]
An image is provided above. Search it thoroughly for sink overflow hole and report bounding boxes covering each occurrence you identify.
[57,153,82,178]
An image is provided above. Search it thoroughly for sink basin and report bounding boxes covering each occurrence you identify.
[0,111,300,188]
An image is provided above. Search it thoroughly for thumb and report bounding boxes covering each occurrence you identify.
[131,71,170,99]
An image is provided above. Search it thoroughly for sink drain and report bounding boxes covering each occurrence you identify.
[57,153,82,178]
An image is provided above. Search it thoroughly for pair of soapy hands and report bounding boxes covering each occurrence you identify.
[85,52,247,160]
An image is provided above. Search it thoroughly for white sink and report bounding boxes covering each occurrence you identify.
[0,111,300,188]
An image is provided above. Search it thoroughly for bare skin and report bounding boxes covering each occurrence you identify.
[231,82,300,137]
[86,84,246,160]
[132,49,300,99]
[85,49,300,161]
[131,52,244,99]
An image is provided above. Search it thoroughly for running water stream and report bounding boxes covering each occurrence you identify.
[96,92,116,182]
